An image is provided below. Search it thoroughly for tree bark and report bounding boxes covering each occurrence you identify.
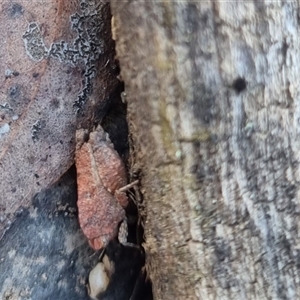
[0,1,129,299]
[111,1,300,299]
[0,0,119,238]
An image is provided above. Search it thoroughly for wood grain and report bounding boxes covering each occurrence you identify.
[111,1,300,299]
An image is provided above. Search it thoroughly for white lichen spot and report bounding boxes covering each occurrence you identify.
[29,206,38,219]
[41,273,48,281]
[22,1,107,111]
[35,256,46,264]
[5,69,13,78]
[56,260,66,271]
[64,231,85,255]
[19,287,31,297]
[22,22,48,62]
[7,249,16,259]
[0,123,10,138]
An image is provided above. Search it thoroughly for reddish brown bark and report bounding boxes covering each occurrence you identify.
[75,126,128,250]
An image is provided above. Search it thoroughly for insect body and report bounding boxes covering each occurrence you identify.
[75,126,128,250]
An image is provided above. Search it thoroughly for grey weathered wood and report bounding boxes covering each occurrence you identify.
[111,1,300,299]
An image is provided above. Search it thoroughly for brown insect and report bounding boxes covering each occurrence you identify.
[75,126,129,250]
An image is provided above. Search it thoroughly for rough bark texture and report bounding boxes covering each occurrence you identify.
[111,1,300,299]
[0,0,120,238]
[0,1,130,299]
